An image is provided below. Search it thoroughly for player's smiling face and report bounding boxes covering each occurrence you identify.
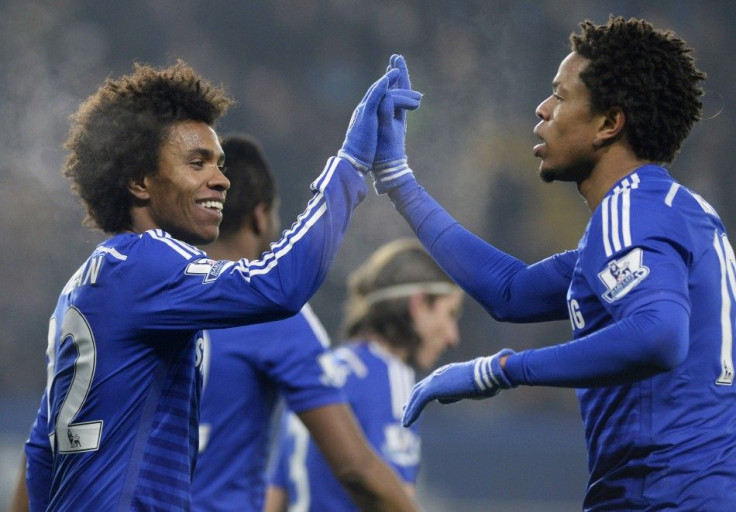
[141,120,229,245]
[533,52,602,184]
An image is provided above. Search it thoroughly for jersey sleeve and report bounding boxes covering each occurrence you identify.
[104,157,366,331]
[579,192,692,320]
[25,392,53,512]
[260,306,347,413]
[388,178,574,322]
[505,187,693,387]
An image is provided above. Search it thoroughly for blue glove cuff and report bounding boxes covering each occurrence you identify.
[474,349,516,393]
[337,149,371,174]
[374,157,407,170]
[371,159,414,195]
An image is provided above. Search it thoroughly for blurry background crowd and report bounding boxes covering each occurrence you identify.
[2,1,734,510]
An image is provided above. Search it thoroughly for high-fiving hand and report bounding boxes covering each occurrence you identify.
[373,54,422,194]
[338,57,422,174]
[402,349,517,427]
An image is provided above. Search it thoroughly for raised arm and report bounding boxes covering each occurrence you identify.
[122,68,423,331]
[374,55,573,322]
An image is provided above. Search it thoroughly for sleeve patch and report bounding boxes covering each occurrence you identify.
[598,248,650,303]
[317,352,350,388]
[184,258,233,283]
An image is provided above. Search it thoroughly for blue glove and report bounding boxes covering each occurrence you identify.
[402,349,516,427]
[338,68,400,173]
[373,54,422,194]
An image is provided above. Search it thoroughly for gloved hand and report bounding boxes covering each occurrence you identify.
[402,349,516,427]
[373,54,422,194]
[338,68,400,173]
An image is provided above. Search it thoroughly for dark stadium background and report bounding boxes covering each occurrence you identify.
[2,1,733,510]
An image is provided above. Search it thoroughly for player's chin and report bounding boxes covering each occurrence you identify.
[539,167,556,183]
[186,226,220,246]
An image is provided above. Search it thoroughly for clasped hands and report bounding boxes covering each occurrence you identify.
[338,54,421,193]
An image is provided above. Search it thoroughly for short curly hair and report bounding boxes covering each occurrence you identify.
[63,60,233,233]
[570,15,706,164]
[218,134,277,239]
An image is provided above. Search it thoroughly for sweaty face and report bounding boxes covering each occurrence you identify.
[533,52,602,184]
[143,121,229,245]
[411,290,463,371]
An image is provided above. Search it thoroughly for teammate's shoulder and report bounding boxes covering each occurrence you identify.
[620,165,676,202]
[95,230,210,285]
[138,229,206,260]
[596,165,682,221]
[629,166,724,224]
[97,230,205,261]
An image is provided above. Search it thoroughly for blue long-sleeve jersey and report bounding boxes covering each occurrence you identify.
[191,305,345,511]
[269,341,419,511]
[389,165,736,510]
[25,156,366,512]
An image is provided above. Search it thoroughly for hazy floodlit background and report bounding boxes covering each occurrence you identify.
[2,1,735,510]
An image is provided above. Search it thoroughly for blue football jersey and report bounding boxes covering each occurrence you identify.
[569,165,736,509]
[191,305,345,512]
[390,165,736,510]
[26,157,366,511]
[270,341,420,511]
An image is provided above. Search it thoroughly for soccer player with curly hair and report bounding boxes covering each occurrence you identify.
[377,19,734,510]
[19,58,420,511]
[190,134,417,512]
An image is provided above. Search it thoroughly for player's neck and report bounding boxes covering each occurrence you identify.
[367,334,411,364]
[579,153,652,212]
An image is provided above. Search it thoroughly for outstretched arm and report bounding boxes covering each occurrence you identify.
[404,298,689,426]
[373,55,573,322]
[300,403,418,512]
[130,66,423,332]
[390,181,575,322]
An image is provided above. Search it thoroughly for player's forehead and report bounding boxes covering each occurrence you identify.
[553,52,589,92]
[162,120,224,161]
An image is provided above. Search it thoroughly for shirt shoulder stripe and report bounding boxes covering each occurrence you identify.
[148,230,202,259]
[601,173,639,257]
[301,304,331,348]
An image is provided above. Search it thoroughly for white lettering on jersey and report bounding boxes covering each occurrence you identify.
[598,248,650,303]
[61,255,107,294]
[567,299,585,330]
[185,258,234,283]
[317,352,350,388]
[382,423,421,467]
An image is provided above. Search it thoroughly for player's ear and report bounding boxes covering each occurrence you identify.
[128,175,150,201]
[251,202,270,236]
[593,106,625,149]
[408,292,428,317]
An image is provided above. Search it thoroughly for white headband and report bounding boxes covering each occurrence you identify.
[361,282,460,306]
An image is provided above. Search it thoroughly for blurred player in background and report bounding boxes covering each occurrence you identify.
[19,58,420,511]
[191,134,417,512]
[265,237,463,511]
[377,19,736,511]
